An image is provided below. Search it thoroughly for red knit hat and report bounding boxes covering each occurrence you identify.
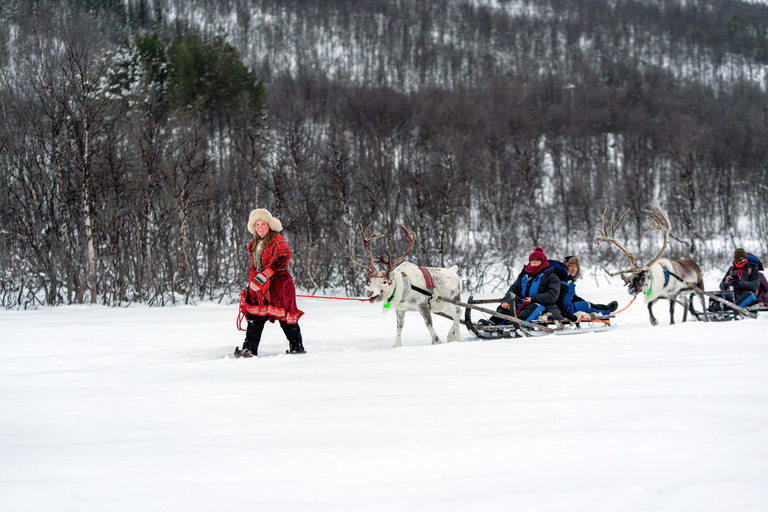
[529,246,547,262]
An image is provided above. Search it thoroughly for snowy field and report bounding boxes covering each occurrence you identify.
[2,277,768,512]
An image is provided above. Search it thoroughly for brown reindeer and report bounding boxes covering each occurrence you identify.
[349,222,461,347]
[594,202,709,326]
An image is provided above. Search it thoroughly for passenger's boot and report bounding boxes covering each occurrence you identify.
[591,301,618,313]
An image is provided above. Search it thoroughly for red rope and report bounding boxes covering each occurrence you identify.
[236,289,248,331]
[296,294,370,302]
[614,296,636,315]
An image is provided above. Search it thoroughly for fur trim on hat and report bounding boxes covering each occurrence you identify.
[247,208,283,234]
[566,256,581,268]
[528,246,547,262]
[565,256,581,280]
[734,248,747,263]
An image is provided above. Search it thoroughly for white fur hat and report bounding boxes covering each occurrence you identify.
[247,208,283,234]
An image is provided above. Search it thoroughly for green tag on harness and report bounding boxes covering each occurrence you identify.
[645,274,653,297]
[383,284,396,309]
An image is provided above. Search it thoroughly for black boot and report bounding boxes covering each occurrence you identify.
[488,305,513,325]
[243,315,267,356]
[281,322,306,354]
[591,301,618,313]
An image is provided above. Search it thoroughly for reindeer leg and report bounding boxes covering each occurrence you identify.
[419,303,441,344]
[394,310,405,348]
[440,302,461,343]
[648,300,659,326]
[668,298,676,325]
[680,294,689,323]
[447,304,461,342]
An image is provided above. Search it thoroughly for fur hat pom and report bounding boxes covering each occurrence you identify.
[528,246,547,262]
[247,208,283,234]
[734,248,747,263]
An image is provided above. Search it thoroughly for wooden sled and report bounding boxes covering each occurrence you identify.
[688,288,766,322]
[463,296,615,339]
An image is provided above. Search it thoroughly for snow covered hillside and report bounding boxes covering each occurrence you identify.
[2,279,768,511]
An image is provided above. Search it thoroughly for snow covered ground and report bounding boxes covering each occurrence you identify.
[2,277,768,511]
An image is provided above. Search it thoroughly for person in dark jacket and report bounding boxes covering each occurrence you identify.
[719,248,760,308]
[746,253,768,306]
[557,256,618,321]
[757,272,768,306]
[483,246,564,325]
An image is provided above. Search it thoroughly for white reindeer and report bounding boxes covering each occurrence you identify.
[595,202,709,326]
[349,223,462,347]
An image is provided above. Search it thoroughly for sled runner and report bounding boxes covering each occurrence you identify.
[462,295,614,339]
[687,287,765,322]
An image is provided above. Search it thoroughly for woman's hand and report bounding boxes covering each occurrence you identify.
[249,272,269,291]
[248,268,274,291]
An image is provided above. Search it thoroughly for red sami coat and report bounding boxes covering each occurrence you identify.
[241,234,304,324]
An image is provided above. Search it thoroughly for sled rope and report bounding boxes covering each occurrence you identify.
[296,294,370,301]
[613,296,635,314]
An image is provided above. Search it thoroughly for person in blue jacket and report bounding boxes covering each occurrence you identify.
[481,246,564,325]
[720,248,760,308]
[557,256,618,321]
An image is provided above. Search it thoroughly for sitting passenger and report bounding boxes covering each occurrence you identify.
[757,272,768,307]
[747,254,768,307]
[720,248,760,308]
[558,256,618,321]
[484,246,563,325]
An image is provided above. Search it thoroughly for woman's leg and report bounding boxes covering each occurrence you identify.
[280,321,305,354]
[243,315,268,355]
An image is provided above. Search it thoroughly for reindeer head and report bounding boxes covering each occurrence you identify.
[594,201,671,297]
[348,221,415,304]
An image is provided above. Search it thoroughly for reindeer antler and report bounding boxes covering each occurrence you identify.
[640,201,671,270]
[594,205,639,276]
[384,225,415,275]
[348,220,385,274]
[349,223,416,277]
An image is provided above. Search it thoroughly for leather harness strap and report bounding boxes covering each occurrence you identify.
[418,266,435,289]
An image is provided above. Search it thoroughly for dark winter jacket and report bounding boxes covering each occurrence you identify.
[720,262,760,296]
[502,267,561,307]
[756,273,768,306]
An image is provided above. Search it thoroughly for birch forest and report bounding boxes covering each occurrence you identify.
[2,0,768,307]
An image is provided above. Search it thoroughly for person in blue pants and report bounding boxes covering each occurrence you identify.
[557,256,618,321]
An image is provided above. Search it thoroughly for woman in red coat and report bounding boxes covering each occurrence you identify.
[235,209,305,357]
